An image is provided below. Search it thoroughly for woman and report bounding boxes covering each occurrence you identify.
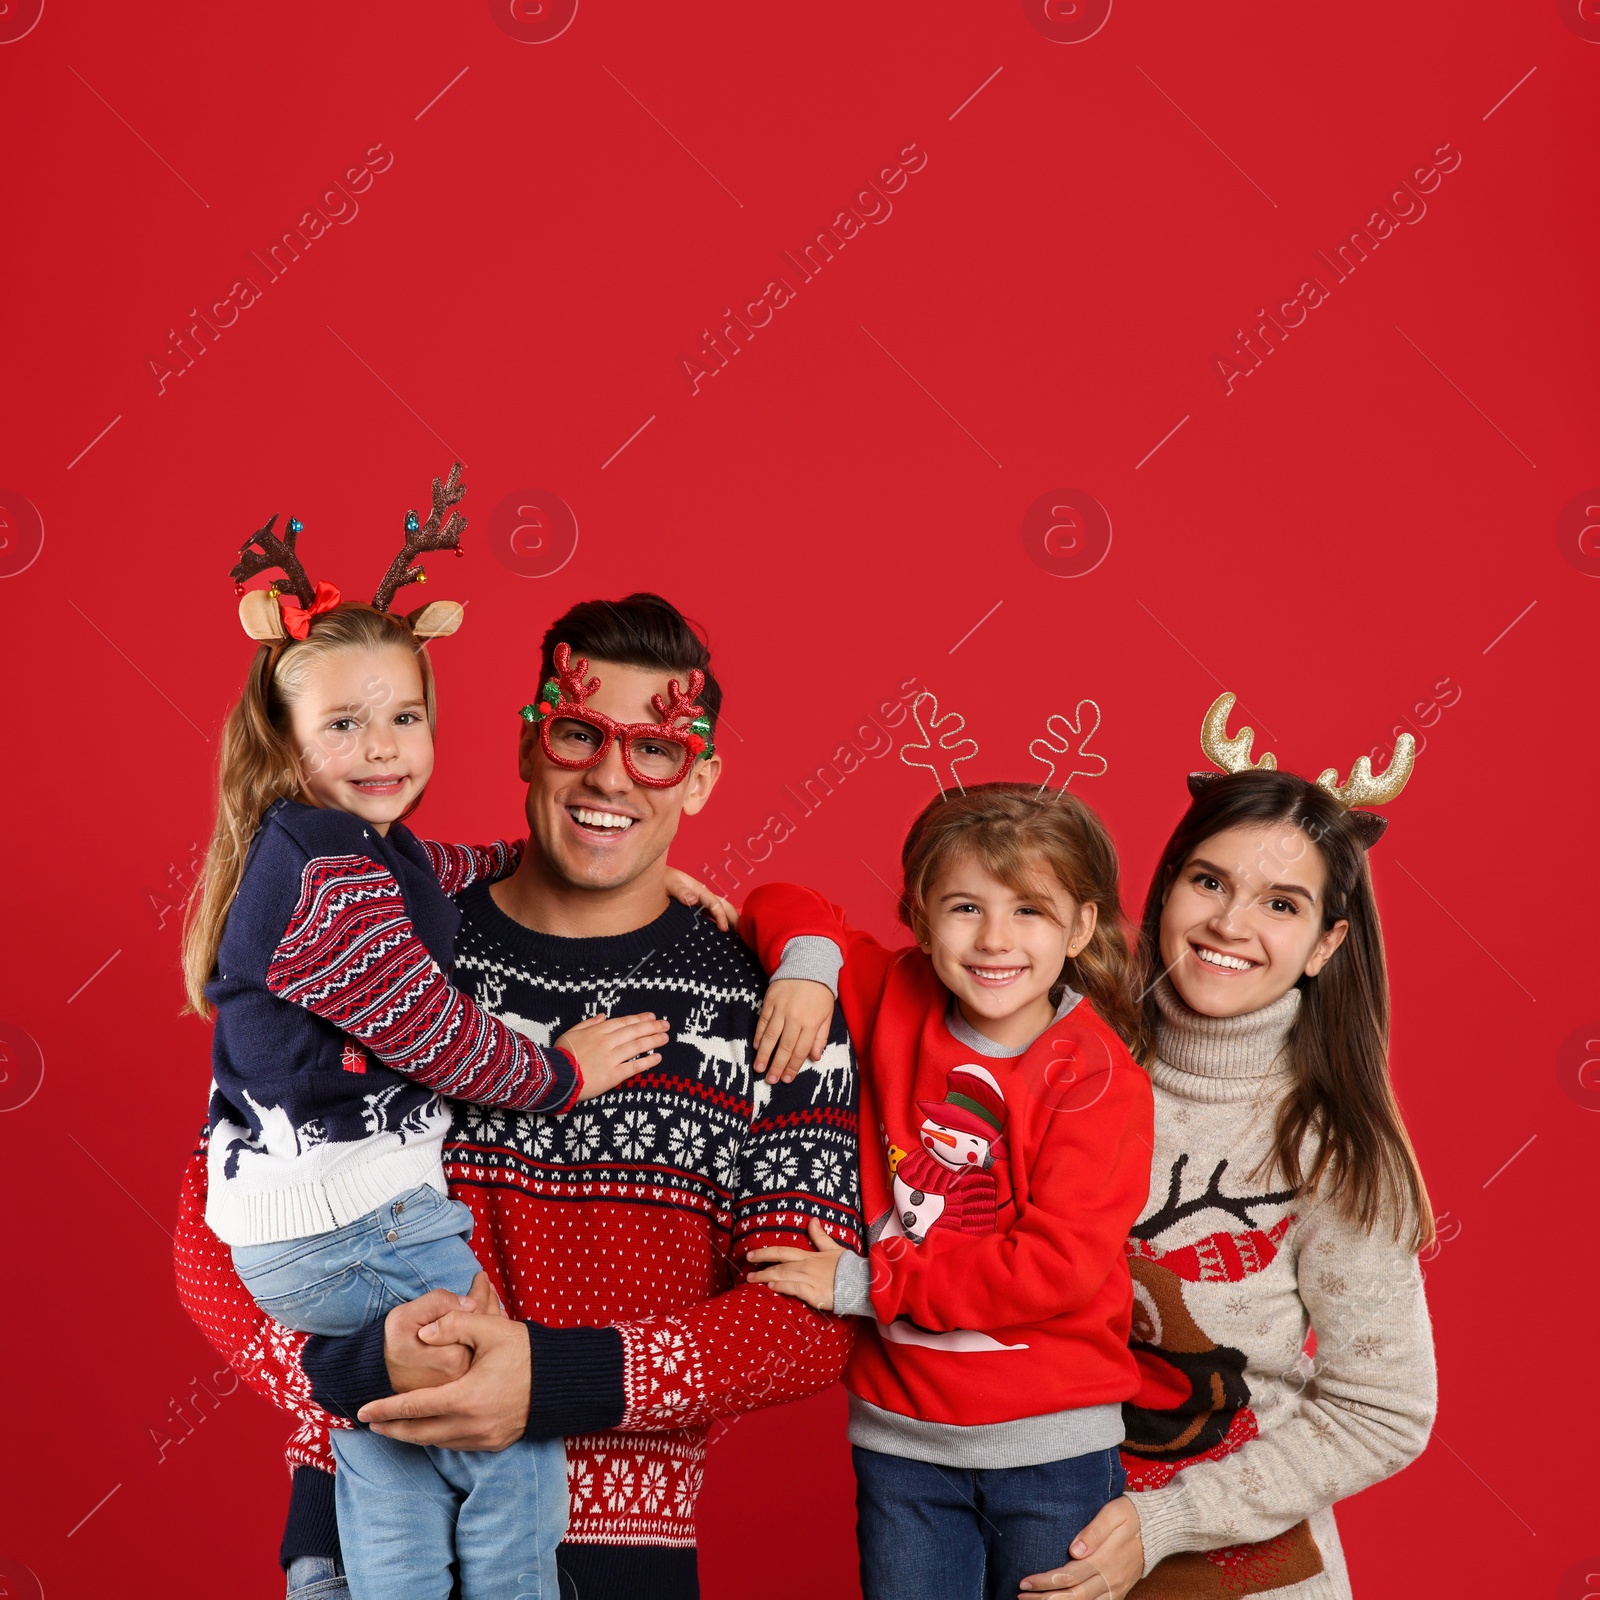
[1021,700,1438,1599]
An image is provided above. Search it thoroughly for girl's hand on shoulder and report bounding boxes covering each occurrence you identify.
[746,1218,846,1311]
[1018,1494,1144,1598]
[664,867,738,931]
[753,978,834,1085]
[558,1012,671,1102]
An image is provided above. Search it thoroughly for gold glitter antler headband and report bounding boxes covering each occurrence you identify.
[1192,692,1415,847]
[1198,692,1277,774]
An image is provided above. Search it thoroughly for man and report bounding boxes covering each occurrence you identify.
[175,592,861,1599]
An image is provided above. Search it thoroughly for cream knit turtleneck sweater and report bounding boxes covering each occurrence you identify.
[1125,981,1436,1598]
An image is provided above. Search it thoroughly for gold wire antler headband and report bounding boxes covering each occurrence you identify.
[231,463,468,643]
[1194,692,1414,846]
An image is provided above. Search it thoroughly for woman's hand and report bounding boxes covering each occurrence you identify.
[1018,1494,1145,1598]
[557,1012,671,1101]
[752,977,834,1085]
[664,867,738,931]
[746,1219,846,1310]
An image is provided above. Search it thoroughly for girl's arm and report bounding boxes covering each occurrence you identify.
[266,853,659,1110]
[1127,1200,1438,1574]
[418,837,523,895]
[741,883,898,1081]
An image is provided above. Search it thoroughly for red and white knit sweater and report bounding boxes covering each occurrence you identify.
[175,888,860,1560]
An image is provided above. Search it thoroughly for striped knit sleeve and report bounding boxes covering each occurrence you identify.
[266,853,581,1113]
[418,837,524,895]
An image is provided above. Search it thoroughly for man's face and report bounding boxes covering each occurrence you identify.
[517,658,721,892]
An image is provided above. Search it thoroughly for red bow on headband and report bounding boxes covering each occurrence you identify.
[280,580,342,639]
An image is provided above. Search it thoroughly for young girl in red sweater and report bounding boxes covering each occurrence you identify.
[743,782,1154,1600]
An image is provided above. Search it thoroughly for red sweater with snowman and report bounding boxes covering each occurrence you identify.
[743,885,1152,1432]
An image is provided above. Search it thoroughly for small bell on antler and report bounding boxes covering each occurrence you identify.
[287,517,304,535]
[405,511,420,533]
[233,581,245,595]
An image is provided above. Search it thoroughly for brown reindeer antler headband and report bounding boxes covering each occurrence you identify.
[1191,692,1415,847]
[231,462,468,643]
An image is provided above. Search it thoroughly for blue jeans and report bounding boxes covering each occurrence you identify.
[236,1185,566,1600]
[852,1444,1126,1600]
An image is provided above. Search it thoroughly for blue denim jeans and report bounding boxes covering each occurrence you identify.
[852,1444,1126,1600]
[236,1185,566,1600]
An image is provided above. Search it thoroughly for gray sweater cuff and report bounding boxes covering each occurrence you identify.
[770,936,843,995]
[1129,1482,1199,1574]
[833,1249,874,1318]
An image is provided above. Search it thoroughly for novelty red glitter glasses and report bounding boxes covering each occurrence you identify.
[520,642,715,789]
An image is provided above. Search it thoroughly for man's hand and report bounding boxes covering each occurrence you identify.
[746,1219,845,1311]
[383,1272,499,1393]
[1018,1494,1145,1598]
[361,1308,533,1452]
[752,978,834,1085]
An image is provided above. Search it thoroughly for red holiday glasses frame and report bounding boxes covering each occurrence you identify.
[520,642,715,789]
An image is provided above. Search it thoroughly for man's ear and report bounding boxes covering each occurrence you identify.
[517,722,540,782]
[679,753,722,818]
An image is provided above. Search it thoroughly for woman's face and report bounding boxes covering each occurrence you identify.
[1159,822,1348,1018]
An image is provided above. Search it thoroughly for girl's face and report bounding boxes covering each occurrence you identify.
[286,646,433,833]
[917,853,1096,1048]
[1160,822,1349,1019]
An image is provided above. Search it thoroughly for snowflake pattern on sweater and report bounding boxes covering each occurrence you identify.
[175,885,861,1554]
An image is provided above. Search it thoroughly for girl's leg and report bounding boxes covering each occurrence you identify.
[852,1446,986,1600]
[975,1447,1127,1600]
[431,1437,568,1600]
[331,1429,458,1600]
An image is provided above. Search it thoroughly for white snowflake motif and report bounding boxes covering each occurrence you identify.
[616,1109,656,1162]
[524,1115,558,1159]
[811,1147,843,1195]
[666,1117,706,1167]
[647,1327,688,1377]
[636,1458,669,1513]
[602,1456,636,1512]
[568,1458,594,1508]
[712,1138,741,1190]
[564,1113,601,1163]
[459,1104,506,1141]
[753,1145,799,1190]
[674,1462,703,1518]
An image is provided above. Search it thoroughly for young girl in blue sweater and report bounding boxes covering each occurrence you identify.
[184,495,722,1600]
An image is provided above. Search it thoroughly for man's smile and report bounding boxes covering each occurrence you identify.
[567,805,638,836]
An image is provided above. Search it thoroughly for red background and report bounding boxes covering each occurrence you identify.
[3,2,1597,1595]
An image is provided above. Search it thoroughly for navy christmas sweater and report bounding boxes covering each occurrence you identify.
[204,800,578,1246]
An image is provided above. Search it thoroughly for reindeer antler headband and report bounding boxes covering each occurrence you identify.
[230,462,469,643]
[1192,692,1414,847]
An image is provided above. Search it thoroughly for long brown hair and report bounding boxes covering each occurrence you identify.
[1139,769,1434,1249]
[898,782,1151,1061]
[181,605,438,1018]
